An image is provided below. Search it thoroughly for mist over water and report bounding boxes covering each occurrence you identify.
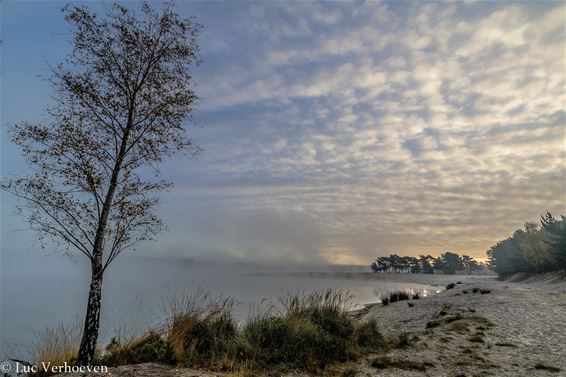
[0,249,439,359]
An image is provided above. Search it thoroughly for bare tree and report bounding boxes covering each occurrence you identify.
[2,2,201,365]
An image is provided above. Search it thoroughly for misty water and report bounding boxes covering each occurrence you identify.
[0,249,441,358]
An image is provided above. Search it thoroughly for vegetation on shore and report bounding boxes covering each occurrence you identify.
[380,290,421,306]
[370,211,565,278]
[487,212,566,276]
[371,252,482,275]
[27,289,385,375]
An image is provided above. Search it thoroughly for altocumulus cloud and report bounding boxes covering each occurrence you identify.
[131,2,564,264]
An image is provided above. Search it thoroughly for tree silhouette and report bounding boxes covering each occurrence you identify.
[439,252,464,274]
[487,212,566,275]
[461,255,481,275]
[2,2,201,364]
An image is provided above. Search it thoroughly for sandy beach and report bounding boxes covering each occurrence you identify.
[54,272,566,377]
[354,272,566,376]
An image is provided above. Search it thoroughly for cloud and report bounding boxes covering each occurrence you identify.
[8,1,561,265]
[167,0,564,265]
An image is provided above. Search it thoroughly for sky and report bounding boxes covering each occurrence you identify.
[1,1,565,266]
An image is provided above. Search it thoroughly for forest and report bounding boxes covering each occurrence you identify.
[370,252,483,275]
[487,212,566,276]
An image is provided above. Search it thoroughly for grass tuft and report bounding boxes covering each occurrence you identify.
[29,321,82,374]
[383,290,411,304]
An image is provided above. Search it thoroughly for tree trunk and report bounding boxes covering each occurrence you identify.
[76,99,134,365]
[77,265,103,365]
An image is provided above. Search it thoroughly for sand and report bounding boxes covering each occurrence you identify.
[354,273,566,377]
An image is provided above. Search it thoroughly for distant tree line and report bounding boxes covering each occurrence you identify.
[370,252,482,275]
[487,212,566,276]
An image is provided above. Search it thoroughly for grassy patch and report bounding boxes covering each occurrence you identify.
[446,320,470,333]
[98,331,175,366]
[381,290,422,305]
[455,349,497,369]
[243,290,382,370]
[427,311,464,328]
[427,306,493,331]
[97,289,385,373]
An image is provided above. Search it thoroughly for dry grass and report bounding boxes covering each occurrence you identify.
[28,320,82,372]
[164,287,239,368]
[279,288,356,315]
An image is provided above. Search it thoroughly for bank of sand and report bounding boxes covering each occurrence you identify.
[58,273,566,377]
[352,272,566,376]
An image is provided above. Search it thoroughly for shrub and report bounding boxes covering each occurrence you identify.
[387,290,410,303]
[165,289,240,368]
[381,297,389,305]
[446,283,456,289]
[99,331,175,366]
[244,289,384,370]
[354,319,384,349]
[245,291,357,369]
[244,314,322,368]
[173,311,240,367]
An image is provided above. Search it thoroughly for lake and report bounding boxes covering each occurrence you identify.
[0,249,441,359]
